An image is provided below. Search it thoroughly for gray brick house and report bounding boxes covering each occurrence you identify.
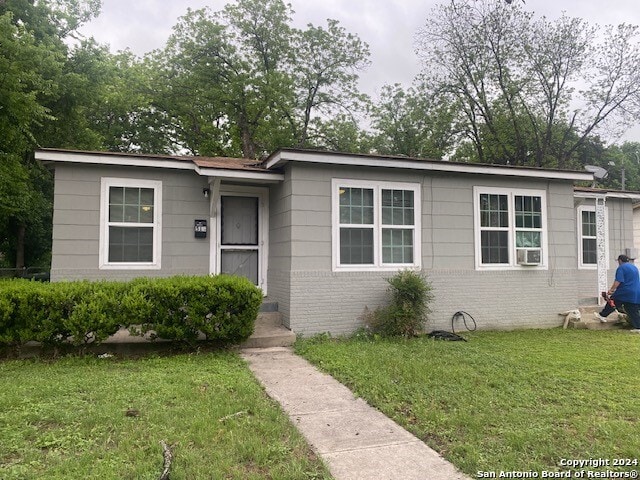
[36,148,640,335]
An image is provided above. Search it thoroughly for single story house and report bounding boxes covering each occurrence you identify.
[35,148,640,335]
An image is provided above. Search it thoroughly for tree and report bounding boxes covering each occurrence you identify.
[415,0,640,168]
[0,0,101,268]
[147,0,370,158]
[287,19,370,148]
[369,82,458,158]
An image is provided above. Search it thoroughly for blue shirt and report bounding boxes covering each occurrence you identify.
[613,262,640,303]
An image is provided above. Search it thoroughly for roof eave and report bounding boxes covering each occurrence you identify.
[265,149,593,182]
[35,149,283,182]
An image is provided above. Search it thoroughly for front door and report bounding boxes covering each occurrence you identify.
[218,193,263,289]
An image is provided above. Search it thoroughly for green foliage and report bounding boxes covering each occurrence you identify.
[369,82,457,159]
[129,275,262,345]
[0,275,263,352]
[0,1,104,268]
[365,270,434,337]
[148,0,370,158]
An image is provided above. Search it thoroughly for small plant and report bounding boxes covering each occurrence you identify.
[365,270,434,337]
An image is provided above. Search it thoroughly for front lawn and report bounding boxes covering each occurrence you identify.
[0,351,331,480]
[295,329,640,476]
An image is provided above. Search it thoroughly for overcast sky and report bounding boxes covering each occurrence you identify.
[79,0,640,143]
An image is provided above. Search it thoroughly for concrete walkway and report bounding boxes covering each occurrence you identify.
[241,347,470,480]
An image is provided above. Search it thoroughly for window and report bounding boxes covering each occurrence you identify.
[474,187,547,269]
[577,205,607,269]
[100,178,162,269]
[333,179,421,271]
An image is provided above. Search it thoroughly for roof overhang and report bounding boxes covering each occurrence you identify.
[35,149,284,183]
[574,187,640,201]
[265,149,594,182]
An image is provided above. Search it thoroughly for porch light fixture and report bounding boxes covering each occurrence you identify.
[203,187,211,198]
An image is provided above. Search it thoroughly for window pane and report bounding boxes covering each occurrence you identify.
[363,206,374,224]
[110,187,124,205]
[139,189,154,223]
[582,211,596,237]
[481,231,509,264]
[382,189,392,207]
[139,205,154,223]
[109,226,154,263]
[124,188,139,205]
[583,238,597,264]
[515,195,542,229]
[109,205,123,223]
[109,186,155,224]
[516,231,541,248]
[340,228,374,264]
[124,205,139,222]
[352,206,362,224]
[109,186,124,222]
[140,188,154,206]
[382,228,413,264]
[382,189,414,226]
[480,194,508,227]
[404,208,414,225]
[339,187,374,225]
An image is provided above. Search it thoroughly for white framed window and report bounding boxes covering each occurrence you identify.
[99,177,162,269]
[332,179,421,271]
[473,186,547,269]
[577,205,608,269]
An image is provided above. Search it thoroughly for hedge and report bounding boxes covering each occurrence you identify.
[0,275,262,351]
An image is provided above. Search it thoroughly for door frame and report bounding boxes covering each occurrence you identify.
[210,184,269,294]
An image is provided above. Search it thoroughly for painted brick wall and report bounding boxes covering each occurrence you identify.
[287,268,594,336]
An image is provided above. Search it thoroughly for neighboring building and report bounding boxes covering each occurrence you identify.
[35,148,640,336]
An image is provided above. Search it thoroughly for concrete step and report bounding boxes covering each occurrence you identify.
[256,311,283,327]
[565,306,627,330]
[241,311,296,348]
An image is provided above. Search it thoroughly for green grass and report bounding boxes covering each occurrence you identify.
[0,351,331,480]
[295,329,640,476]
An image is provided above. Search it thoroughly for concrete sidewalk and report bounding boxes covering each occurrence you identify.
[241,347,470,480]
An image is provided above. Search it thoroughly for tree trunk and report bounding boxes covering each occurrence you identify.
[15,223,26,269]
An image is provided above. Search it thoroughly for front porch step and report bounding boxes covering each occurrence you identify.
[564,306,627,330]
[241,311,296,348]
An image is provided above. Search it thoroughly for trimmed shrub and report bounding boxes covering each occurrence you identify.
[0,275,263,352]
[131,275,262,344]
[365,270,434,337]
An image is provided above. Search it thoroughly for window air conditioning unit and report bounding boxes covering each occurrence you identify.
[517,248,542,266]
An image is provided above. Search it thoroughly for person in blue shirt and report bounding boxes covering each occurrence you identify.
[595,254,640,332]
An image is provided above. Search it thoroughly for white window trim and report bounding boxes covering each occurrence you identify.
[332,178,422,272]
[473,186,548,270]
[99,177,162,270]
[577,204,608,270]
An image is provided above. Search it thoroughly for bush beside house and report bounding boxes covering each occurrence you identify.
[364,270,434,337]
[0,275,262,353]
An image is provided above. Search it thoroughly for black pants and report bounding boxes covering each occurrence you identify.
[599,301,640,328]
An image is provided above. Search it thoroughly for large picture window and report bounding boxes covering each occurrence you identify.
[474,187,547,269]
[100,178,162,269]
[333,179,421,271]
